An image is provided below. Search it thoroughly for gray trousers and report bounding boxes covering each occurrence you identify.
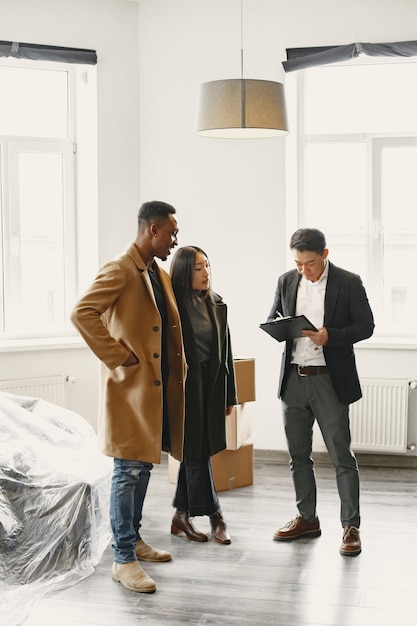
[281,369,360,528]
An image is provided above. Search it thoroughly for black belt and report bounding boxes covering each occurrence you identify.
[291,364,328,377]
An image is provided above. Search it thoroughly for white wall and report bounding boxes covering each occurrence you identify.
[1,0,417,456]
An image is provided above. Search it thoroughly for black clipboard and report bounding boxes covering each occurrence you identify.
[260,315,318,342]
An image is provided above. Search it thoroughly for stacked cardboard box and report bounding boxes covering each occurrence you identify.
[225,357,255,450]
[212,357,255,491]
[169,357,256,492]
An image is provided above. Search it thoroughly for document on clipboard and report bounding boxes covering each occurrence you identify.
[259,315,318,343]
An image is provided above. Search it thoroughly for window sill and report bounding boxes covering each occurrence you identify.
[1,334,417,354]
[0,335,87,354]
[357,336,417,350]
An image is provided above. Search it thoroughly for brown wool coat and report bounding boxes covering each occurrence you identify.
[70,243,186,463]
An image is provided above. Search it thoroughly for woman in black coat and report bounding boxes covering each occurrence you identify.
[169,246,237,544]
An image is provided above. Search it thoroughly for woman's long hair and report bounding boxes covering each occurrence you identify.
[170,246,211,308]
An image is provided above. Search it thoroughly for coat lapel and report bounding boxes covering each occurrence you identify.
[286,271,301,315]
[207,294,226,377]
[324,262,339,324]
[125,243,157,306]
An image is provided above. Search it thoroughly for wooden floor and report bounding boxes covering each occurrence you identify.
[22,455,417,626]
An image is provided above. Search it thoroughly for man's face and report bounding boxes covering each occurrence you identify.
[292,248,328,283]
[153,214,179,261]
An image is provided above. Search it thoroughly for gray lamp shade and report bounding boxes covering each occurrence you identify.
[195,78,289,138]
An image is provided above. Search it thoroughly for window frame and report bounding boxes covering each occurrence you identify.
[285,63,417,340]
[0,56,98,344]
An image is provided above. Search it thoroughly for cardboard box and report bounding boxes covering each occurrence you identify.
[211,443,254,492]
[168,454,180,484]
[225,403,252,450]
[168,357,255,492]
[168,442,254,492]
[233,358,255,403]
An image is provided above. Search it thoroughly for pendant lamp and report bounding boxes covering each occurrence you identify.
[195,2,289,139]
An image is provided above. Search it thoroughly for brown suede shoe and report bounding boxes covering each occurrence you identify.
[111,561,156,593]
[135,539,172,562]
[340,526,361,556]
[273,516,321,541]
[210,512,231,545]
[171,509,208,542]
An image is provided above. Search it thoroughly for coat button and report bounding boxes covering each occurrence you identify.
[153,325,159,332]
[153,353,159,358]
[154,380,161,386]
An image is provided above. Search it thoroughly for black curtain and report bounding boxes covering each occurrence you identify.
[283,40,417,72]
[0,41,97,65]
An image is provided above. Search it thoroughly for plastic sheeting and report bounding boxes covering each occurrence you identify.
[0,391,112,626]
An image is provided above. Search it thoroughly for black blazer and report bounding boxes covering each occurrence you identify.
[267,262,374,405]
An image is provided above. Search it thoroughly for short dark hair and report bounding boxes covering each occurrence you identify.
[138,200,176,227]
[170,246,211,307]
[290,228,326,254]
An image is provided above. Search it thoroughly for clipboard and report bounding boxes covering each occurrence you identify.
[259,315,318,342]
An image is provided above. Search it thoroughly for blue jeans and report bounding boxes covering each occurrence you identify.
[110,458,153,563]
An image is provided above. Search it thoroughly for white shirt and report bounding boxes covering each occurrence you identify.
[291,261,329,366]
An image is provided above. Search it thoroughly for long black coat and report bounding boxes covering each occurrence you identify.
[267,261,374,405]
[179,291,237,460]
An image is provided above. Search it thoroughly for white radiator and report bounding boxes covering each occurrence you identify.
[0,375,69,407]
[350,377,410,453]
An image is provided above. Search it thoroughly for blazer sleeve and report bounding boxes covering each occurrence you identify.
[325,272,374,347]
[267,275,284,321]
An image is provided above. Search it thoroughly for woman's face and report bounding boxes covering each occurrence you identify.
[191,251,210,291]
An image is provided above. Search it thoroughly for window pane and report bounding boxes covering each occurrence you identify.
[305,142,367,229]
[295,61,417,337]
[0,61,97,341]
[304,142,369,281]
[325,234,368,285]
[0,66,68,138]
[18,152,66,332]
[306,63,417,135]
[381,145,417,323]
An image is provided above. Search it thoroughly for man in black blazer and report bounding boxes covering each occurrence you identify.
[267,228,374,556]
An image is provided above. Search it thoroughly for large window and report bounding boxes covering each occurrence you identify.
[0,58,97,341]
[287,59,417,338]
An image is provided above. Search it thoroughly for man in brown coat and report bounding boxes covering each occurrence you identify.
[71,200,186,593]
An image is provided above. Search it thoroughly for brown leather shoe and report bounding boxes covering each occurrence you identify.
[171,509,208,542]
[210,512,231,545]
[273,516,321,541]
[135,539,171,562]
[340,526,361,556]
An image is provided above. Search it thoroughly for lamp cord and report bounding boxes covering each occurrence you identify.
[240,0,245,126]
[240,0,244,79]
